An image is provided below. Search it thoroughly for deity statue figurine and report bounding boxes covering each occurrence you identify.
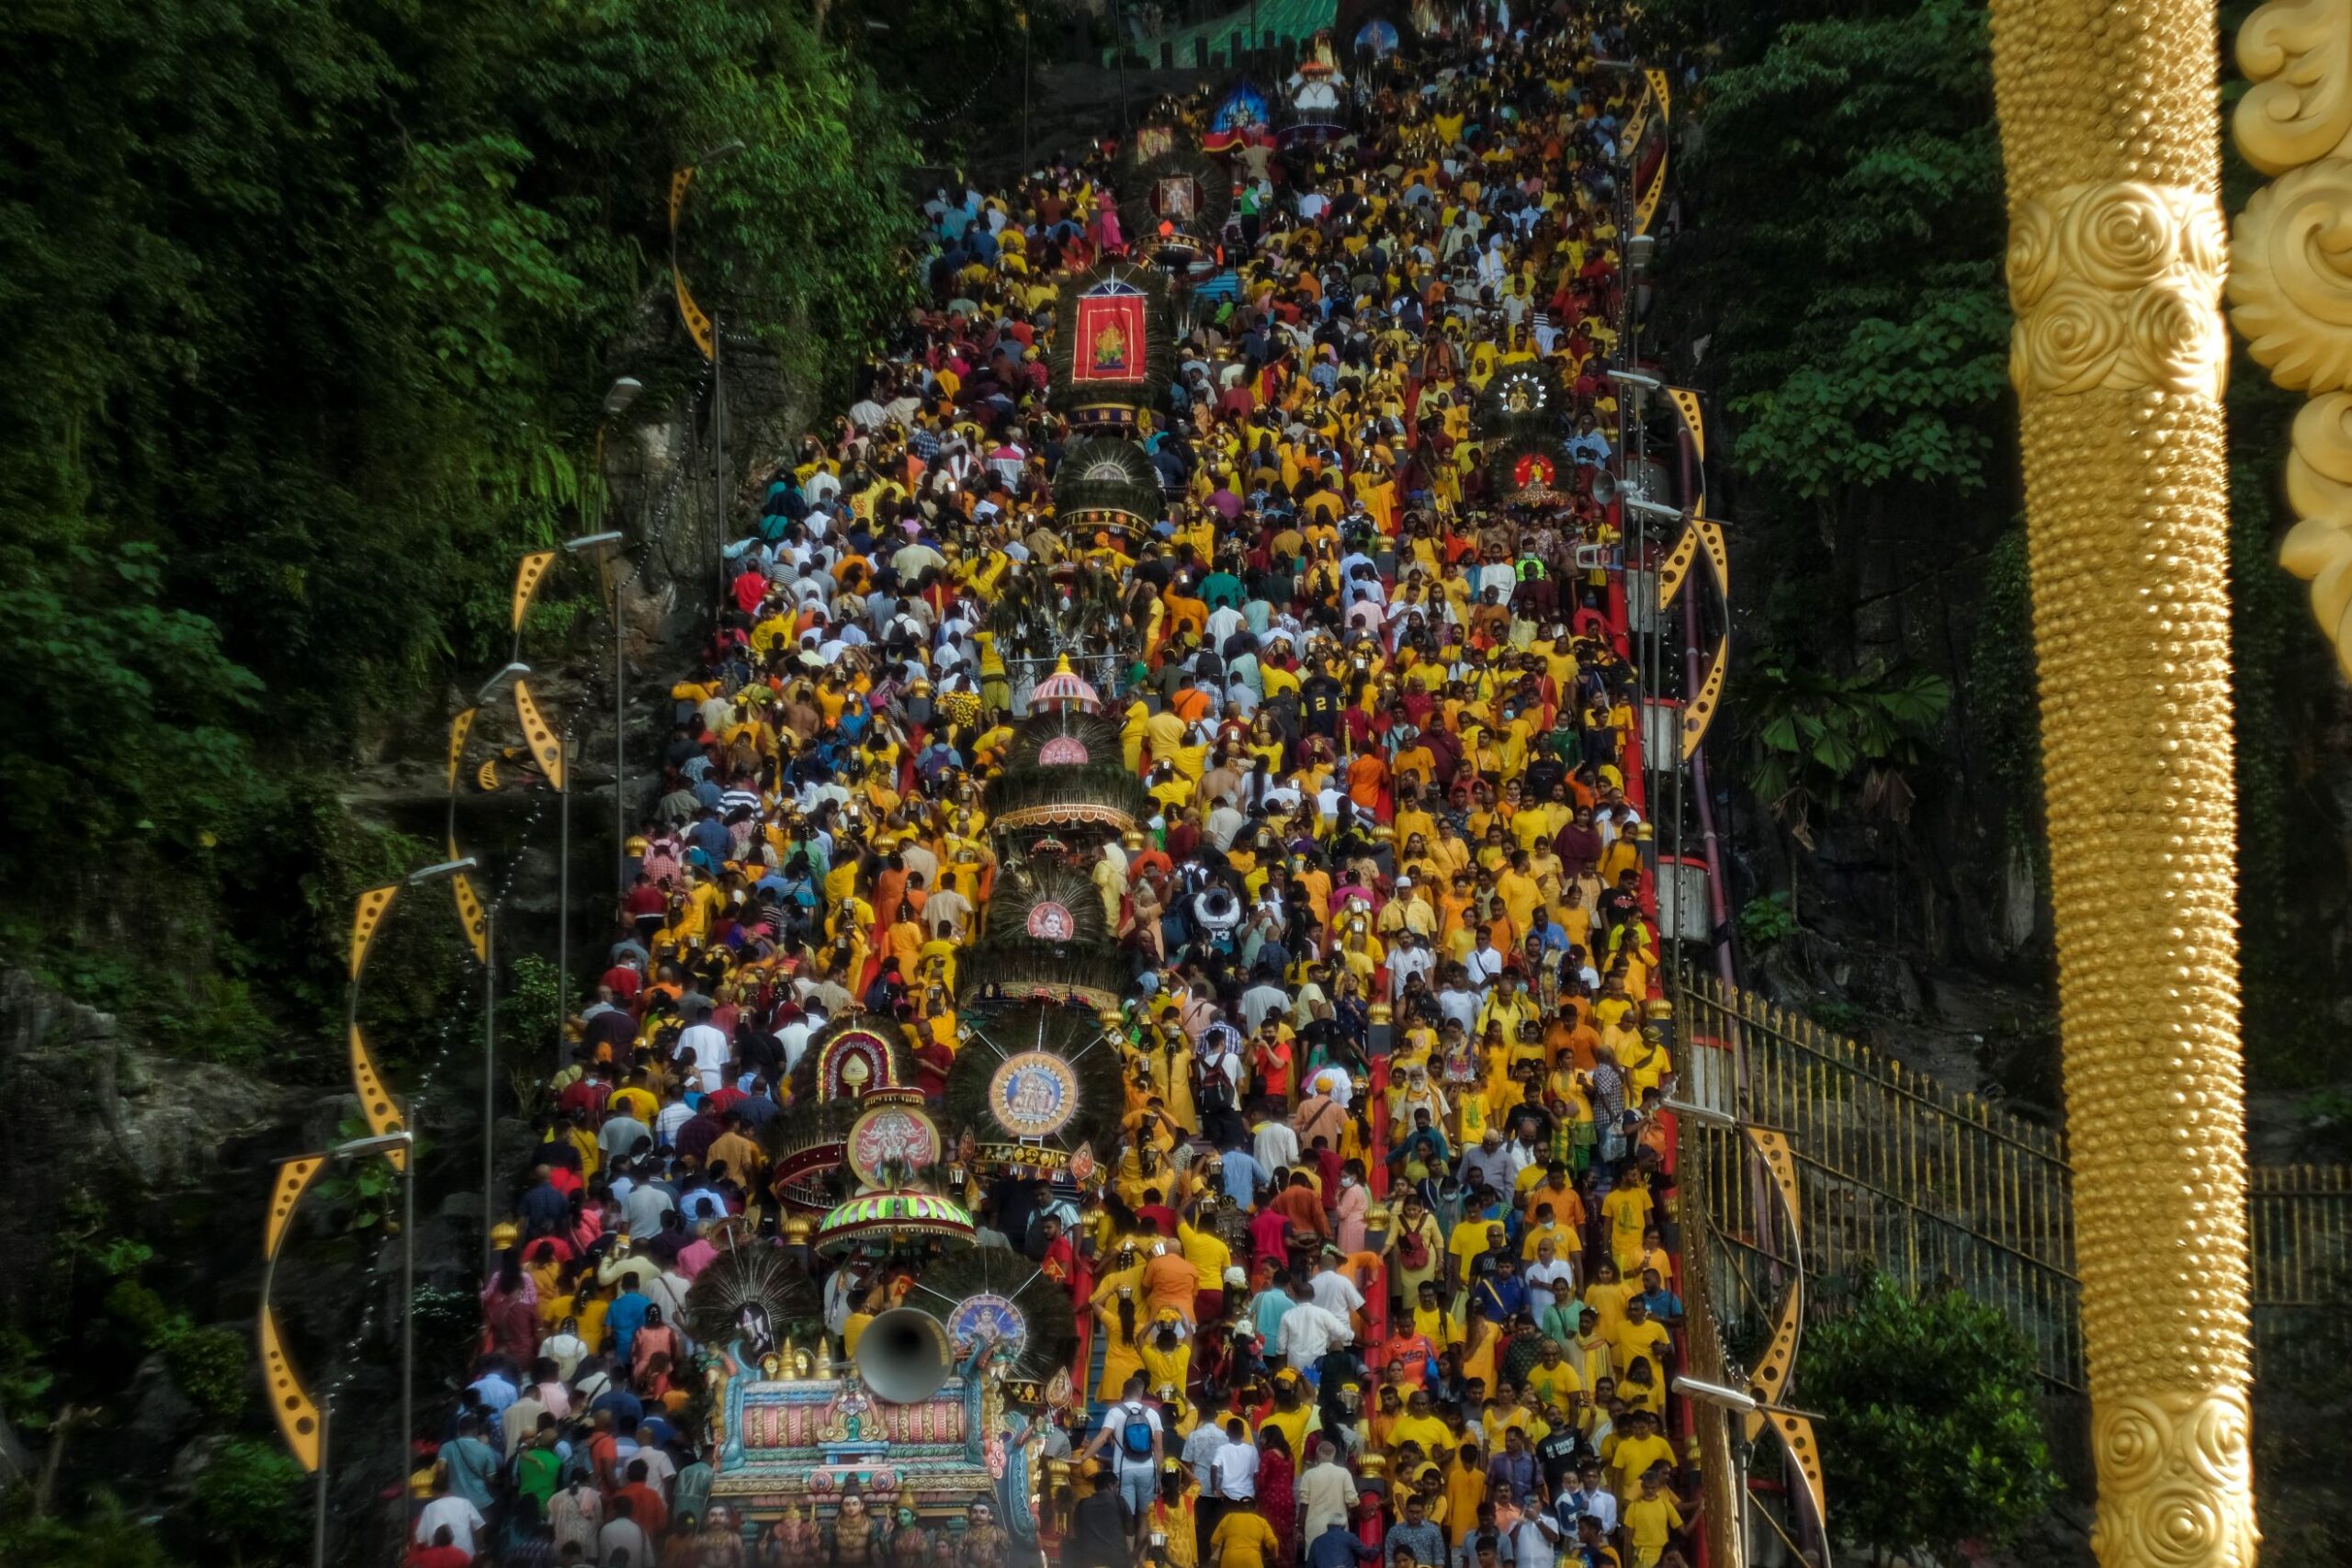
[759,1504,821,1568]
[962,1497,1012,1568]
[829,1490,886,1568]
[886,1506,932,1568]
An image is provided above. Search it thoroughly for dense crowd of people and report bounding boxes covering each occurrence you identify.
[431,7,1700,1568]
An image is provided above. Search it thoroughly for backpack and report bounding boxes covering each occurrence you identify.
[1119,1404,1156,1461]
[1397,1224,1431,1270]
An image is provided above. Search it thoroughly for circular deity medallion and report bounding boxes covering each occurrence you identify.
[1037,735,1090,765]
[946,1292,1030,1362]
[1025,899,1078,941]
[846,1103,944,1187]
[1512,452,1558,491]
[989,1050,1080,1138]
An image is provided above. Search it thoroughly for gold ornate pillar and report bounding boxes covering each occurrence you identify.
[1987,0,2258,1562]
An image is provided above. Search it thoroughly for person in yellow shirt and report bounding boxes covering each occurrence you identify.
[1385,1388,1455,1461]
[1208,1496,1281,1568]
[1601,1175,1653,1276]
[1599,1410,1674,1504]
[1522,1338,1583,1414]
[1621,1466,1686,1568]
[1611,1298,1673,1392]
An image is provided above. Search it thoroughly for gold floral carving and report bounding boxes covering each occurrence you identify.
[2089,1393,2259,1568]
[2007,182,2229,400]
[2233,0,2352,704]
[2230,159,2352,389]
[2236,0,2352,175]
[2278,392,2352,676]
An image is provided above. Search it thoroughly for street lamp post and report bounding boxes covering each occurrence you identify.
[473,664,532,1265]
[563,528,628,967]
[390,858,473,1497]
[1672,1377,1831,1568]
[671,140,744,604]
[275,1129,414,1568]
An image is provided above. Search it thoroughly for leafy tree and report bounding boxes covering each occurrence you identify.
[0,0,921,1036]
[1799,1270,2060,1564]
[1738,660,1951,847]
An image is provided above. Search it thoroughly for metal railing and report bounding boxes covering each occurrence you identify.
[1679,976,2352,1390]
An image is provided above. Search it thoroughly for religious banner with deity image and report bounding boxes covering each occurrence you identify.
[1069,286,1148,384]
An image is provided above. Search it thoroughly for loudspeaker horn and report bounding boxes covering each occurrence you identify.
[854,1306,955,1404]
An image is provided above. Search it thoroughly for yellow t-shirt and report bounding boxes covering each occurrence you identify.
[1210,1510,1280,1568]
[1385,1412,1455,1459]
[1623,1493,1683,1555]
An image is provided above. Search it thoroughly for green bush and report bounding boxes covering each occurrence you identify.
[160,1326,246,1422]
[1736,892,1798,946]
[190,1440,307,1563]
[1801,1269,2060,1562]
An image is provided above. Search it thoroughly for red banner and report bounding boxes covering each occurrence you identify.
[1070,291,1147,384]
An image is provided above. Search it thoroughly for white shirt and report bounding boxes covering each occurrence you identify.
[1524,1259,1576,1314]
[415,1496,487,1557]
[1276,1301,1351,1369]
[1253,1120,1303,1173]
[1210,1436,1261,1499]
[1309,1269,1365,1319]
[678,1021,729,1089]
[1101,1400,1164,1470]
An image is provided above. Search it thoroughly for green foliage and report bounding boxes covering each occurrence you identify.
[1682,0,2007,508]
[309,1115,426,1234]
[501,952,566,1072]
[188,1440,307,1564]
[1807,998,1866,1036]
[160,1327,246,1423]
[0,1493,173,1568]
[0,0,919,892]
[1736,892,1798,947]
[1801,1269,2061,1562]
[1738,660,1951,846]
[1968,524,2043,818]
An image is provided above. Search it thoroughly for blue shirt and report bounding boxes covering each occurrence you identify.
[607,1292,651,1359]
[1306,1526,1379,1568]
[1251,1288,1295,1345]
[1220,1149,1269,1205]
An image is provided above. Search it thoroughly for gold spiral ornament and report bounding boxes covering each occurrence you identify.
[2230,158,2352,389]
[2008,183,2227,399]
[2234,0,2352,175]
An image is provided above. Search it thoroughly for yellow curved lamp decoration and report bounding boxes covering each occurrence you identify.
[260,1303,322,1471]
[444,707,478,795]
[348,1024,409,1171]
[1657,524,1701,613]
[670,165,717,362]
[266,1156,325,1261]
[1740,1127,1804,1440]
[1680,635,1727,761]
[511,681,568,793]
[449,840,490,966]
[1695,516,1728,602]
[348,883,400,983]
[510,550,558,635]
[1668,386,1704,461]
[1636,148,1669,236]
